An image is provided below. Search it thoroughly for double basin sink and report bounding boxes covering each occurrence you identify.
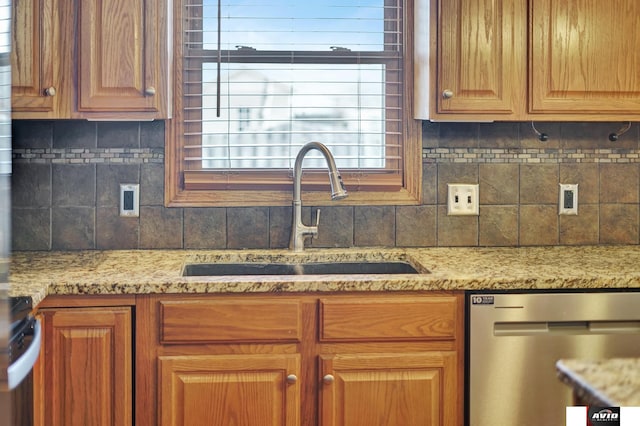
[182,254,426,277]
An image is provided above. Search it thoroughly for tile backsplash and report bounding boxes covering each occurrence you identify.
[10,120,640,250]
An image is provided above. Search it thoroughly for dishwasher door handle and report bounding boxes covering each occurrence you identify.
[494,321,549,335]
[589,321,640,333]
[494,320,640,336]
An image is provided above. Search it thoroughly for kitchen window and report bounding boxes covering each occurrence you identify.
[166,0,421,206]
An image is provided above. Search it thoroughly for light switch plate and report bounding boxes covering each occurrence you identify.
[447,183,479,215]
[120,184,140,217]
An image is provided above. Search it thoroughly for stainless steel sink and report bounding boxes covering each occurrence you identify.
[182,261,422,276]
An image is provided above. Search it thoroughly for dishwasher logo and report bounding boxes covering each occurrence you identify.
[470,295,494,305]
[588,407,620,426]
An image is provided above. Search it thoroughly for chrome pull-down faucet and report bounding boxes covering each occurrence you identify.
[289,142,348,252]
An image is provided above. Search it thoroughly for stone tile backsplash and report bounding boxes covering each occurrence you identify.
[10,120,640,250]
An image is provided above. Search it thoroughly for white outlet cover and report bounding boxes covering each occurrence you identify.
[447,184,479,215]
[559,183,578,215]
[120,183,140,217]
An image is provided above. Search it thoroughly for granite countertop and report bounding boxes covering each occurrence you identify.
[9,245,640,306]
[556,358,640,407]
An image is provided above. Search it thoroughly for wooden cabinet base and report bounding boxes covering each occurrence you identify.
[137,292,464,426]
[159,354,301,426]
[37,307,132,426]
[320,352,457,426]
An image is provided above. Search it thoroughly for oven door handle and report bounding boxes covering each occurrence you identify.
[7,317,41,390]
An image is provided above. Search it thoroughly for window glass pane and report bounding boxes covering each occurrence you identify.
[182,0,403,177]
[201,63,387,169]
[201,0,386,51]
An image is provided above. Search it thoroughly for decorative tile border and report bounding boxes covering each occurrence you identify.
[12,148,164,164]
[13,147,640,165]
[424,148,640,163]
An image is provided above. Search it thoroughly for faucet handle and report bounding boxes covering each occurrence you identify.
[310,209,321,240]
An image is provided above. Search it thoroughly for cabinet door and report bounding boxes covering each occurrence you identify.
[11,0,59,116]
[40,307,132,426]
[158,354,301,426]
[530,0,640,116]
[320,352,458,426]
[435,0,526,118]
[76,0,168,118]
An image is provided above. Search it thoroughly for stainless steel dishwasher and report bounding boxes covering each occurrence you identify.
[467,291,640,426]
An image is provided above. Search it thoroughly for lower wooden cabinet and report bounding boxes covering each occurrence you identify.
[35,304,133,426]
[317,295,462,426]
[158,354,301,426]
[320,352,457,426]
[136,292,464,426]
[34,292,463,425]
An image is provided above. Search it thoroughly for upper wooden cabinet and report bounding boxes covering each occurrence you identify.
[11,0,59,116]
[11,0,170,120]
[431,0,526,119]
[418,0,640,121]
[75,0,169,118]
[529,0,640,117]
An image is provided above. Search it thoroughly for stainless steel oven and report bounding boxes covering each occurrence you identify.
[0,285,9,426]
[1,296,40,426]
[7,297,40,426]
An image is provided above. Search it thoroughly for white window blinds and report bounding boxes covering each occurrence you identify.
[176,0,406,192]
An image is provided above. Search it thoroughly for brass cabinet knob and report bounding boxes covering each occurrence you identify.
[442,89,454,99]
[44,87,56,97]
[144,87,156,96]
[323,374,335,384]
[286,374,298,384]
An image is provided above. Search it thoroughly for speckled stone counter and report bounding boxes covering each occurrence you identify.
[9,245,640,306]
[556,358,640,406]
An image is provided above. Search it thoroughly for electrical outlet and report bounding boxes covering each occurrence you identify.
[447,184,479,215]
[120,184,140,217]
[559,183,578,215]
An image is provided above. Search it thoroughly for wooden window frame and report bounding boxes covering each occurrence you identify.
[165,0,422,207]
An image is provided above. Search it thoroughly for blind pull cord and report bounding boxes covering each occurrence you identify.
[216,0,221,117]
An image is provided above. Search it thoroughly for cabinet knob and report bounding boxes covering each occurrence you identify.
[286,374,298,384]
[44,87,56,97]
[323,374,335,384]
[144,87,156,96]
[442,89,454,99]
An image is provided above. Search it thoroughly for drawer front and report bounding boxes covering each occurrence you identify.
[320,296,458,341]
[160,299,302,344]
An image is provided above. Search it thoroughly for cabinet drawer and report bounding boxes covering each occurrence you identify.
[319,296,458,341]
[160,299,302,344]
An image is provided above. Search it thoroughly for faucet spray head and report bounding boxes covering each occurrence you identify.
[329,171,348,200]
